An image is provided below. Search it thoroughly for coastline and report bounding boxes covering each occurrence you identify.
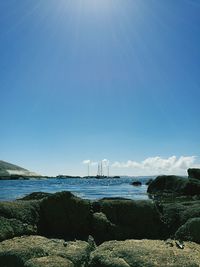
[0,168,200,266]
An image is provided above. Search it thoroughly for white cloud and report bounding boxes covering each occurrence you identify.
[82,160,98,166]
[82,160,91,164]
[111,156,200,176]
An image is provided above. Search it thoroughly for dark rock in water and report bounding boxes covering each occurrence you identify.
[131,181,142,186]
[89,239,200,267]
[188,168,200,181]
[92,198,165,242]
[147,175,200,196]
[38,191,92,240]
[175,217,200,244]
[20,192,52,201]
[0,235,91,267]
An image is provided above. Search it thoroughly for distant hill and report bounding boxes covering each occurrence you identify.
[0,160,40,178]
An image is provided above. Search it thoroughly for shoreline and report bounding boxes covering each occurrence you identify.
[1,189,200,266]
[1,168,200,266]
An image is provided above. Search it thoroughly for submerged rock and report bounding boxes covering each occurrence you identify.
[89,239,200,267]
[0,235,91,267]
[131,181,142,186]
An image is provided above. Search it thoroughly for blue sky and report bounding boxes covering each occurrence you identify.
[0,0,200,176]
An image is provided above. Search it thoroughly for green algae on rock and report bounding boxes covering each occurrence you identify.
[0,216,36,242]
[89,239,200,267]
[0,235,92,267]
[24,256,74,267]
[175,217,200,244]
[147,175,200,196]
[38,191,92,240]
[188,168,200,181]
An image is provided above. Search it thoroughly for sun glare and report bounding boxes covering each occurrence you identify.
[79,0,114,15]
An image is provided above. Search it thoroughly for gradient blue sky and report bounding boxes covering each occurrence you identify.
[0,0,200,176]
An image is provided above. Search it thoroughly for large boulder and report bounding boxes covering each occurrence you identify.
[175,217,200,243]
[147,175,200,196]
[38,191,92,240]
[89,239,200,267]
[188,168,200,181]
[91,198,165,242]
[0,235,92,267]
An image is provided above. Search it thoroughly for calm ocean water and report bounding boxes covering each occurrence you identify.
[0,177,153,201]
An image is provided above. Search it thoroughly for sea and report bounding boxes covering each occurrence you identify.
[0,177,154,201]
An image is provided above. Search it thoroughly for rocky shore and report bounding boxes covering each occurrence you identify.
[1,168,200,266]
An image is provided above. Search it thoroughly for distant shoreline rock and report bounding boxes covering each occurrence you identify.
[0,160,41,180]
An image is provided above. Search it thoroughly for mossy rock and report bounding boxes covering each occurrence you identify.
[20,192,52,201]
[0,235,91,267]
[175,217,200,243]
[92,212,115,244]
[89,239,200,267]
[95,198,164,240]
[38,191,92,240]
[148,175,200,196]
[0,200,40,225]
[161,200,200,235]
[0,216,36,241]
[24,256,74,267]
[188,168,200,181]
